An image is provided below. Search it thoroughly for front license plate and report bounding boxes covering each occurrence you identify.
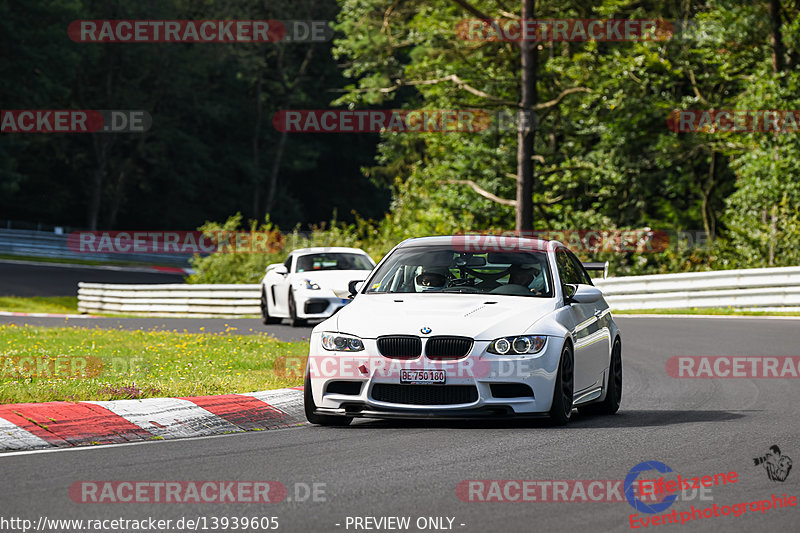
[400,369,446,384]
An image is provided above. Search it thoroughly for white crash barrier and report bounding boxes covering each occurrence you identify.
[77,266,800,316]
[77,283,261,317]
[594,266,800,310]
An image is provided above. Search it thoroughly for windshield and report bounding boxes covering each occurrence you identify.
[295,252,373,272]
[365,245,552,297]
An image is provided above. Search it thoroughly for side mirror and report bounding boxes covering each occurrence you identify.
[272,265,288,276]
[565,284,603,304]
[348,280,365,297]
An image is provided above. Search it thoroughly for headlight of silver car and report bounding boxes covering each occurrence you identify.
[321,332,364,352]
[488,335,546,355]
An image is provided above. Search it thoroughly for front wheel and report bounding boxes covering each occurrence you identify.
[579,338,622,416]
[548,342,574,426]
[304,373,352,426]
[288,290,306,327]
[260,289,281,325]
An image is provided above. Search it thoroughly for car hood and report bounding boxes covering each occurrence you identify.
[293,270,371,297]
[332,293,559,339]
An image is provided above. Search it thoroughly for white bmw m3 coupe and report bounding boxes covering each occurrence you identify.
[304,236,621,426]
[260,247,375,327]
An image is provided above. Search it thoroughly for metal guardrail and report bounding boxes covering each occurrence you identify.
[77,266,800,317]
[0,228,193,266]
[594,266,800,310]
[78,283,261,317]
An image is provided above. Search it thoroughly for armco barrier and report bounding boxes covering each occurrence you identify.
[78,283,261,317]
[77,266,800,317]
[594,266,800,310]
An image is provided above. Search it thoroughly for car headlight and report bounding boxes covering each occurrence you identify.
[488,335,546,355]
[302,279,320,290]
[321,332,364,352]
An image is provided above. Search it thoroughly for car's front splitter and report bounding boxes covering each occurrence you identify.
[313,405,550,420]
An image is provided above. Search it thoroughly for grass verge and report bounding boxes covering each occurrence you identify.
[0,296,79,314]
[0,325,307,404]
[613,307,800,316]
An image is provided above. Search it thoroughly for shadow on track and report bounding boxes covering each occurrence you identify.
[331,409,749,430]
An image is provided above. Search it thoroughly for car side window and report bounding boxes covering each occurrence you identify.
[566,250,593,286]
[284,256,293,273]
[555,248,581,285]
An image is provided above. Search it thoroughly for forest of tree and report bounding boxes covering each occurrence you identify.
[2,0,800,277]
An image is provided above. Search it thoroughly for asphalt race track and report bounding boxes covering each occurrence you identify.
[0,260,186,297]
[1,316,799,532]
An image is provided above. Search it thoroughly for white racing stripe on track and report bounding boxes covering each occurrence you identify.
[240,389,305,423]
[85,398,241,439]
[0,416,52,451]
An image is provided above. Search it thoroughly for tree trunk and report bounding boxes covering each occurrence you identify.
[88,134,113,230]
[769,0,785,73]
[252,75,264,218]
[768,0,783,264]
[701,149,716,240]
[265,129,288,215]
[516,0,538,232]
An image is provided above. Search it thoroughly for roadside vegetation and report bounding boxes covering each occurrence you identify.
[5,2,799,285]
[0,325,307,404]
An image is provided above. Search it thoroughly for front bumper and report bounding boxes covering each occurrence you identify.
[295,292,351,319]
[313,405,550,420]
[307,335,563,417]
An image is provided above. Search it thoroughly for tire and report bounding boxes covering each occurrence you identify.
[579,338,622,416]
[288,290,306,327]
[260,288,281,325]
[548,342,574,426]
[304,373,352,426]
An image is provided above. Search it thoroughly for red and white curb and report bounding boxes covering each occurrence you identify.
[0,387,304,452]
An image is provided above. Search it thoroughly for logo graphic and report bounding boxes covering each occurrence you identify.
[624,461,678,514]
[753,445,793,482]
[420,327,432,334]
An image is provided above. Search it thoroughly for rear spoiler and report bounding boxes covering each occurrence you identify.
[582,261,609,279]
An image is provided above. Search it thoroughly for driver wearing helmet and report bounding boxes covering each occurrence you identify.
[494,264,545,295]
[415,270,447,292]
[508,265,535,288]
